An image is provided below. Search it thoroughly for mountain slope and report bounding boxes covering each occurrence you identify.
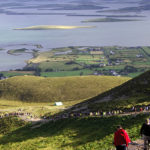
[0,75,129,102]
[0,114,149,150]
[70,70,150,111]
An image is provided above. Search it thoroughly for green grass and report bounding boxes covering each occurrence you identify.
[0,75,130,102]
[0,70,150,150]
[39,61,83,72]
[0,117,26,135]
[41,69,94,77]
[127,72,144,78]
[76,55,103,62]
[142,47,150,55]
[0,114,149,150]
[89,96,150,111]
[0,99,83,117]
[1,71,34,77]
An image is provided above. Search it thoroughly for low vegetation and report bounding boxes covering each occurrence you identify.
[0,114,149,150]
[0,117,26,135]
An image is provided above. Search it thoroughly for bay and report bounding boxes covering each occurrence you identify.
[0,0,150,71]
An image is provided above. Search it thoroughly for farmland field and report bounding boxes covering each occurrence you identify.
[1,46,150,78]
[20,46,150,78]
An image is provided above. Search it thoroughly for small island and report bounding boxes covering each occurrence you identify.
[14,25,95,30]
[82,18,140,23]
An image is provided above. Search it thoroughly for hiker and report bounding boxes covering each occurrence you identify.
[140,118,150,150]
[114,125,131,150]
[132,106,135,112]
[140,107,143,112]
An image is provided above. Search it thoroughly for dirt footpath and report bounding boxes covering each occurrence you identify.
[128,139,144,150]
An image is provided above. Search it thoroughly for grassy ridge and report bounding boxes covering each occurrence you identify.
[71,70,150,112]
[0,114,149,150]
[0,76,129,102]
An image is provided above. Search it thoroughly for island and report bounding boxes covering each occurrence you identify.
[14,25,95,30]
[82,18,140,23]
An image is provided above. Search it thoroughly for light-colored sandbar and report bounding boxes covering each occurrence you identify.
[14,25,95,30]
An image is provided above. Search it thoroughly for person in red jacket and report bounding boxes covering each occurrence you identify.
[114,125,131,150]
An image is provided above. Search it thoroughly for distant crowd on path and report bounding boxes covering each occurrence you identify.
[41,104,150,121]
[1,104,150,122]
[1,105,150,150]
[0,110,37,120]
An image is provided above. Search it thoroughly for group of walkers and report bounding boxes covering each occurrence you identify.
[0,112,35,119]
[41,104,150,121]
[0,104,150,121]
[113,118,150,150]
[1,104,150,150]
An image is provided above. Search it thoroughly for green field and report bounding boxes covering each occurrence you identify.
[41,69,93,77]
[1,71,34,77]
[19,46,150,78]
[2,46,150,78]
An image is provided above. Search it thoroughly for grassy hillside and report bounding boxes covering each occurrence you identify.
[0,76,129,102]
[0,117,26,135]
[70,70,150,112]
[0,114,149,150]
[0,99,84,117]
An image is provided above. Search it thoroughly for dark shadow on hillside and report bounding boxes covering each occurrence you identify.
[0,114,149,149]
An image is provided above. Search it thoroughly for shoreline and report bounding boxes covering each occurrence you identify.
[1,44,150,77]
